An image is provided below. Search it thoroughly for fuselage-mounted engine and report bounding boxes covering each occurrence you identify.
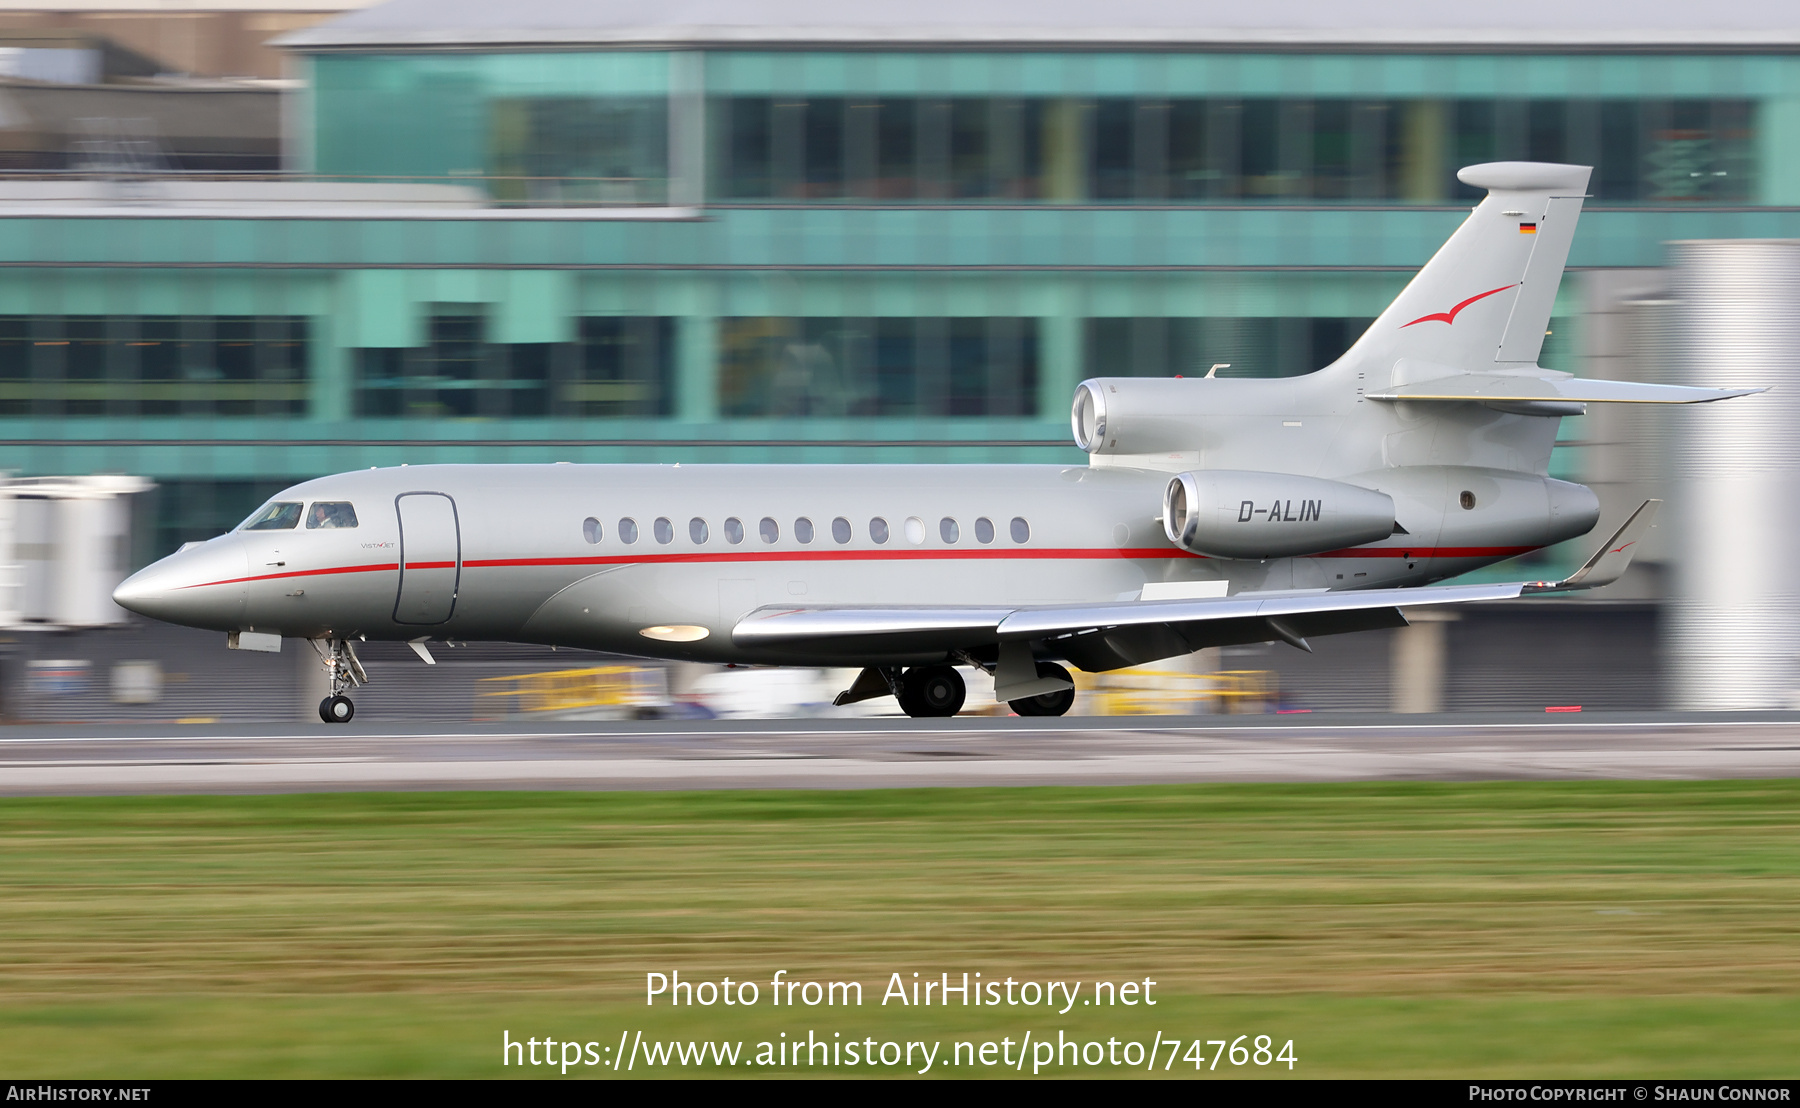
[1162,470,1397,560]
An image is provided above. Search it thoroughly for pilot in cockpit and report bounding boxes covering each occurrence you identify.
[307,501,359,530]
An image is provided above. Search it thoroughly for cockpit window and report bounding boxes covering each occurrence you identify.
[306,502,359,529]
[241,501,302,531]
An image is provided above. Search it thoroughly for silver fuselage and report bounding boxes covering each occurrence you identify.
[113,460,1580,668]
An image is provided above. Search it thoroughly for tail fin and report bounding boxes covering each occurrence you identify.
[1345,162,1591,376]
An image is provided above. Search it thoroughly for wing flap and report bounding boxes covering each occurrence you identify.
[1368,374,1764,405]
[994,581,1522,641]
[733,583,1522,654]
[732,605,1012,653]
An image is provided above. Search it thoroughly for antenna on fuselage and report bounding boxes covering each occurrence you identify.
[1206,363,1229,378]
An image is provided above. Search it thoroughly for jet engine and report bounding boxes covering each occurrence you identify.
[1163,470,1396,559]
[1072,377,1240,456]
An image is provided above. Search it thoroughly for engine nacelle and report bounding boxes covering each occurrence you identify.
[1073,376,1266,455]
[1163,470,1397,560]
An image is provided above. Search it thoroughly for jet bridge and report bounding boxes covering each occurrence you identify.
[0,474,153,629]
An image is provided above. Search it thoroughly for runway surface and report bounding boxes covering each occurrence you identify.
[1,711,1799,795]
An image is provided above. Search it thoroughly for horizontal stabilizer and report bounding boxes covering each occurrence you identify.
[1369,375,1764,405]
[1526,500,1659,593]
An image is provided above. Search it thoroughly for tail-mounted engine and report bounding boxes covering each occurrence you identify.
[1163,470,1396,560]
[1073,378,1212,456]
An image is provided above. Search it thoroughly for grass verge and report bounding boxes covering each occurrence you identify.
[0,781,1796,1077]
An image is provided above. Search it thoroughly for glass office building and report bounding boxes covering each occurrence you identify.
[5,0,1800,565]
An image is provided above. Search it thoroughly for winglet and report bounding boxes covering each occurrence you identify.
[1527,500,1659,593]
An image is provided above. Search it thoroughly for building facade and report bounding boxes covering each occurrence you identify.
[2,0,1797,583]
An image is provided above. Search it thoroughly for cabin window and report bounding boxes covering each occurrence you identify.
[618,517,639,544]
[904,517,925,544]
[724,516,745,544]
[1460,490,1476,510]
[794,517,815,544]
[306,502,359,529]
[689,517,709,543]
[581,517,601,544]
[654,517,674,544]
[831,516,852,544]
[1010,516,1030,543]
[974,517,995,544]
[760,516,779,543]
[869,517,889,544]
[940,517,959,543]
[241,501,301,531]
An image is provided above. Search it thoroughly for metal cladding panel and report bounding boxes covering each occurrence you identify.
[1669,240,1800,709]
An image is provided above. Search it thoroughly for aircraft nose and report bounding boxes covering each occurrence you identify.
[113,537,249,630]
[111,566,164,616]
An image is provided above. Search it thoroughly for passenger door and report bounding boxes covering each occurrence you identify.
[393,493,460,625]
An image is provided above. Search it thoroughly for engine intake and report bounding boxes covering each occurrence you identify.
[1072,377,1232,455]
[1163,471,1397,559]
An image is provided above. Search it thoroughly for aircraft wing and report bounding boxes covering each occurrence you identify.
[733,579,1519,653]
[1367,374,1763,404]
[1529,499,1659,591]
[733,502,1658,673]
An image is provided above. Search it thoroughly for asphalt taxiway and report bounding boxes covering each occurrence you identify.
[0,712,1797,795]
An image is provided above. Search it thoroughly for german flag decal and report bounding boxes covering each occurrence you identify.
[1519,222,1538,234]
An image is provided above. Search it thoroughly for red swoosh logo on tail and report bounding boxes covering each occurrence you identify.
[1402,284,1517,328]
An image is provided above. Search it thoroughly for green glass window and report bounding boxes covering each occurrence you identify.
[710,95,1757,205]
[355,315,673,419]
[488,96,668,205]
[566,317,675,418]
[719,317,1038,418]
[0,316,308,418]
[1084,317,1379,380]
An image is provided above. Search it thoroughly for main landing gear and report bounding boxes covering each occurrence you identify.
[311,637,367,724]
[895,664,966,718]
[1007,661,1076,717]
[834,659,1077,719]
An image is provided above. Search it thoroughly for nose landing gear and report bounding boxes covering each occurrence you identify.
[310,637,367,724]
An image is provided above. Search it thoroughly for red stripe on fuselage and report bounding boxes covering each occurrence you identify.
[174,544,1539,590]
[176,561,400,589]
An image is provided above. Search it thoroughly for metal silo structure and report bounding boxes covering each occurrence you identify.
[1668,241,1800,709]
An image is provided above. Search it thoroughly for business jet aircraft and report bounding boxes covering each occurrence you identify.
[113,162,1759,723]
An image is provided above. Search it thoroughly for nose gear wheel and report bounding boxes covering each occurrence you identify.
[310,637,367,724]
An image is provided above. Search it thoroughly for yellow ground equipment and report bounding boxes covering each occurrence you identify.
[475,665,667,720]
[1079,667,1278,715]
